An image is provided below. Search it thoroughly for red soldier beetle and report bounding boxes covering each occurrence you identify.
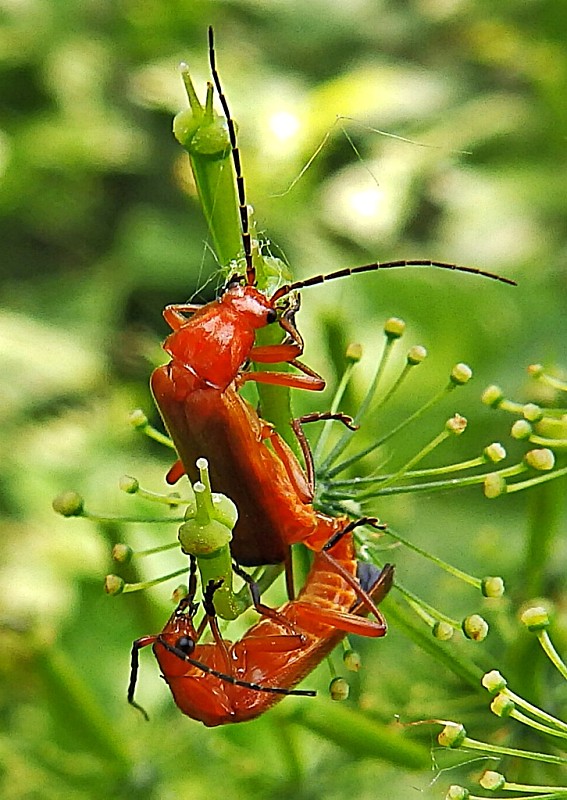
[151,28,515,593]
[128,535,394,726]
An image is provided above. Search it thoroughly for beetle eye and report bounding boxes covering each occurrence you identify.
[266,308,277,324]
[175,636,195,655]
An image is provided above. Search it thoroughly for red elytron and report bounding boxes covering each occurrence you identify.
[129,535,394,726]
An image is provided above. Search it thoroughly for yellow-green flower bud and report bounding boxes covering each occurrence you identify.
[438,723,466,748]
[462,614,489,641]
[527,363,544,378]
[112,543,133,564]
[520,605,550,631]
[104,574,125,595]
[52,491,84,517]
[484,473,506,498]
[343,649,362,671]
[446,414,467,435]
[480,771,505,791]
[450,363,472,386]
[407,345,427,365]
[523,402,543,422]
[178,518,232,556]
[490,693,514,718]
[525,448,555,471]
[445,786,469,800]
[511,420,532,440]
[483,442,506,463]
[119,475,139,494]
[481,384,504,407]
[346,343,363,363]
[129,409,148,429]
[384,317,405,339]
[481,577,505,598]
[481,670,507,694]
[329,677,349,701]
[432,621,454,641]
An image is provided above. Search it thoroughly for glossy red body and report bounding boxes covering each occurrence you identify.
[151,284,344,567]
[150,537,393,726]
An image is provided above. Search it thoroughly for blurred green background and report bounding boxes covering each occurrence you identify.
[1,1,566,798]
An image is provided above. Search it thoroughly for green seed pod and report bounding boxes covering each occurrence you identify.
[52,491,84,517]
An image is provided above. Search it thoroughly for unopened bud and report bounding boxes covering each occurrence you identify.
[462,614,489,641]
[523,403,543,422]
[481,577,505,598]
[343,649,362,671]
[329,677,349,701]
[104,574,125,595]
[52,491,84,517]
[450,363,472,386]
[525,448,555,471]
[384,317,405,339]
[129,409,148,428]
[527,363,544,378]
[520,605,550,631]
[346,343,363,363]
[446,414,467,435]
[433,621,454,641]
[482,670,507,694]
[511,420,532,440]
[480,771,505,791]
[112,543,133,564]
[438,723,466,748]
[445,786,469,800]
[484,473,506,498]
[490,693,514,718]
[119,475,139,494]
[483,442,506,463]
[407,345,427,365]
[481,385,504,407]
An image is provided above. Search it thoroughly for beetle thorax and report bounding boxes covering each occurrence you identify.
[221,284,275,330]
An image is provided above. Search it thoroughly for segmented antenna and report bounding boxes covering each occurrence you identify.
[270,259,517,302]
[208,26,254,285]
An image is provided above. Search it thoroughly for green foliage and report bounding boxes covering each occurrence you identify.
[1,2,566,798]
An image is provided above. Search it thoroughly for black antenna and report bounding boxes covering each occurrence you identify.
[208,26,254,285]
[271,259,516,302]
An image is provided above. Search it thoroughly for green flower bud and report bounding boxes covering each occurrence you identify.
[446,414,467,435]
[407,345,427,365]
[480,771,505,791]
[483,442,506,463]
[527,363,544,378]
[112,543,133,564]
[432,621,454,641]
[52,491,84,517]
[438,723,466,748]
[511,419,532,440]
[481,577,505,598]
[520,605,550,631]
[481,384,504,407]
[329,677,350,701]
[450,363,472,386]
[445,786,469,800]
[178,518,232,556]
[119,475,139,494]
[462,614,489,641]
[490,693,514,718]
[523,402,543,422]
[481,670,507,694]
[345,343,363,363]
[484,473,506,498]
[343,649,362,671]
[129,409,148,429]
[524,448,555,471]
[384,317,405,339]
[104,574,125,595]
